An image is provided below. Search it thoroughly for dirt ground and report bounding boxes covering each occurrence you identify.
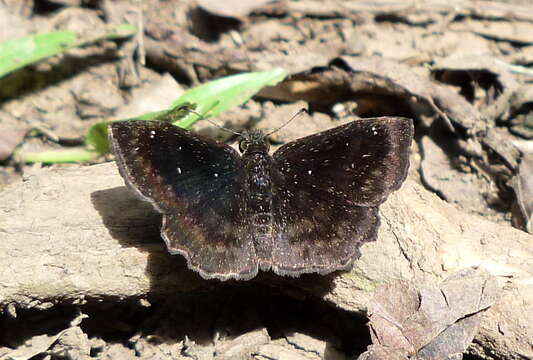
[1,0,532,359]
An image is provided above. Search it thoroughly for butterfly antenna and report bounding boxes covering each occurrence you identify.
[266,108,308,136]
[179,105,244,137]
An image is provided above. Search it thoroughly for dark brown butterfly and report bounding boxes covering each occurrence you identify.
[109,117,413,280]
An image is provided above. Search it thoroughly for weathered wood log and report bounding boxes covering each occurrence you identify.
[0,162,531,358]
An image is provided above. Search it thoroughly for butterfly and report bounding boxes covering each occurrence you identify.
[109,116,413,281]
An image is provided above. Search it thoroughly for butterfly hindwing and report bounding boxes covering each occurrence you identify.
[109,120,258,280]
[270,186,380,275]
[270,117,413,275]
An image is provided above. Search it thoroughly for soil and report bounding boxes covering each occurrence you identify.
[1,0,532,359]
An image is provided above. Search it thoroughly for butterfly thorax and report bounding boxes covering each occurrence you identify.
[240,133,274,269]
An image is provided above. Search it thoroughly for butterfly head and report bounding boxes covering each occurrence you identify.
[239,129,270,155]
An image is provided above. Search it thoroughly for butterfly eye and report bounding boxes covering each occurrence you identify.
[239,139,249,153]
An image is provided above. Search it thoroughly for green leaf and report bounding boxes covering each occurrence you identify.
[0,24,137,79]
[86,68,288,155]
[173,68,287,128]
[0,32,76,78]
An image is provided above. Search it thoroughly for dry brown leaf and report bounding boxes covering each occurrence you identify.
[511,154,533,233]
[507,86,533,139]
[432,55,520,122]
[361,269,498,360]
[333,56,483,132]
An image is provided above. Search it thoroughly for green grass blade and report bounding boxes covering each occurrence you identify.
[86,68,288,155]
[173,68,287,128]
[17,148,98,164]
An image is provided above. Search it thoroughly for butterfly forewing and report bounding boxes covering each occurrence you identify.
[109,120,258,280]
[269,117,413,275]
[272,117,413,207]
